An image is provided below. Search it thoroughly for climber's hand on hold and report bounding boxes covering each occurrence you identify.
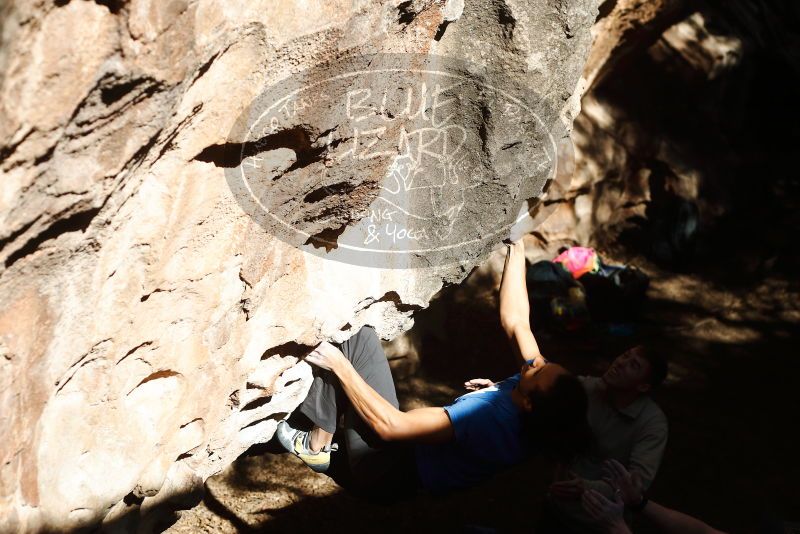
[305,342,347,373]
[507,239,526,260]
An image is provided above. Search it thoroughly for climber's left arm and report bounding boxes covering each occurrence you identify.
[499,239,543,364]
[305,342,454,444]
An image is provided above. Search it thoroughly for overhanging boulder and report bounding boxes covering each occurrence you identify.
[0,0,599,531]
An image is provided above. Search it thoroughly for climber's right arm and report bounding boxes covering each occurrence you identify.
[499,239,542,364]
[305,342,454,444]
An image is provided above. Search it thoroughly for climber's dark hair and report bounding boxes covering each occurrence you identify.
[522,370,591,461]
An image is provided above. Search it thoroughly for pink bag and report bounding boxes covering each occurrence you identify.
[553,246,599,279]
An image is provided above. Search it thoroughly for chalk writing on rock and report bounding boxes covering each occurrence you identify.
[225,54,567,268]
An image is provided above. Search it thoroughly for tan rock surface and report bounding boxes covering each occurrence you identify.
[0,0,600,531]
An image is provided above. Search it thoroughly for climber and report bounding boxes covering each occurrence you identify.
[274,239,590,498]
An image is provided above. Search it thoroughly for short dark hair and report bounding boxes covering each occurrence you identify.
[637,345,668,389]
[523,370,591,461]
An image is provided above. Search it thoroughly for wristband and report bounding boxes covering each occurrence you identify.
[628,495,648,513]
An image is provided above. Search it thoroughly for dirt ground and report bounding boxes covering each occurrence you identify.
[168,245,800,534]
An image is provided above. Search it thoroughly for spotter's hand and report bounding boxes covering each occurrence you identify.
[602,459,644,508]
[549,476,586,500]
[582,489,625,527]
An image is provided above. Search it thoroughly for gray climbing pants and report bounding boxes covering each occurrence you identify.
[299,326,418,495]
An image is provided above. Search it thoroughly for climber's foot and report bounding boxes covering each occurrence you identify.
[275,420,337,473]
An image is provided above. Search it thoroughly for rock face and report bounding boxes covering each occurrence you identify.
[0,0,599,531]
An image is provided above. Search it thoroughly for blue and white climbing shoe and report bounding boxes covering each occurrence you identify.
[275,420,337,473]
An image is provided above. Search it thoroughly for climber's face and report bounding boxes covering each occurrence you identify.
[516,356,562,412]
[602,346,652,393]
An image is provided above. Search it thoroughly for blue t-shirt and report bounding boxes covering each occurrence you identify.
[415,374,526,492]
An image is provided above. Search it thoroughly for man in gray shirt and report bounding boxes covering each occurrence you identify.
[541,345,669,533]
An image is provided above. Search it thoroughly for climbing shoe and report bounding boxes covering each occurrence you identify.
[275,420,337,473]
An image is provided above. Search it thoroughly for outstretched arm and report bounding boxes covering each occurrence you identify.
[601,460,727,534]
[583,490,726,534]
[643,502,727,534]
[305,342,454,444]
[499,239,542,364]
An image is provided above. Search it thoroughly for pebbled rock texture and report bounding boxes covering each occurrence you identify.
[0,0,599,531]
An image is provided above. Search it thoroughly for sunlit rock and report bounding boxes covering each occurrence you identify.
[0,0,599,531]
